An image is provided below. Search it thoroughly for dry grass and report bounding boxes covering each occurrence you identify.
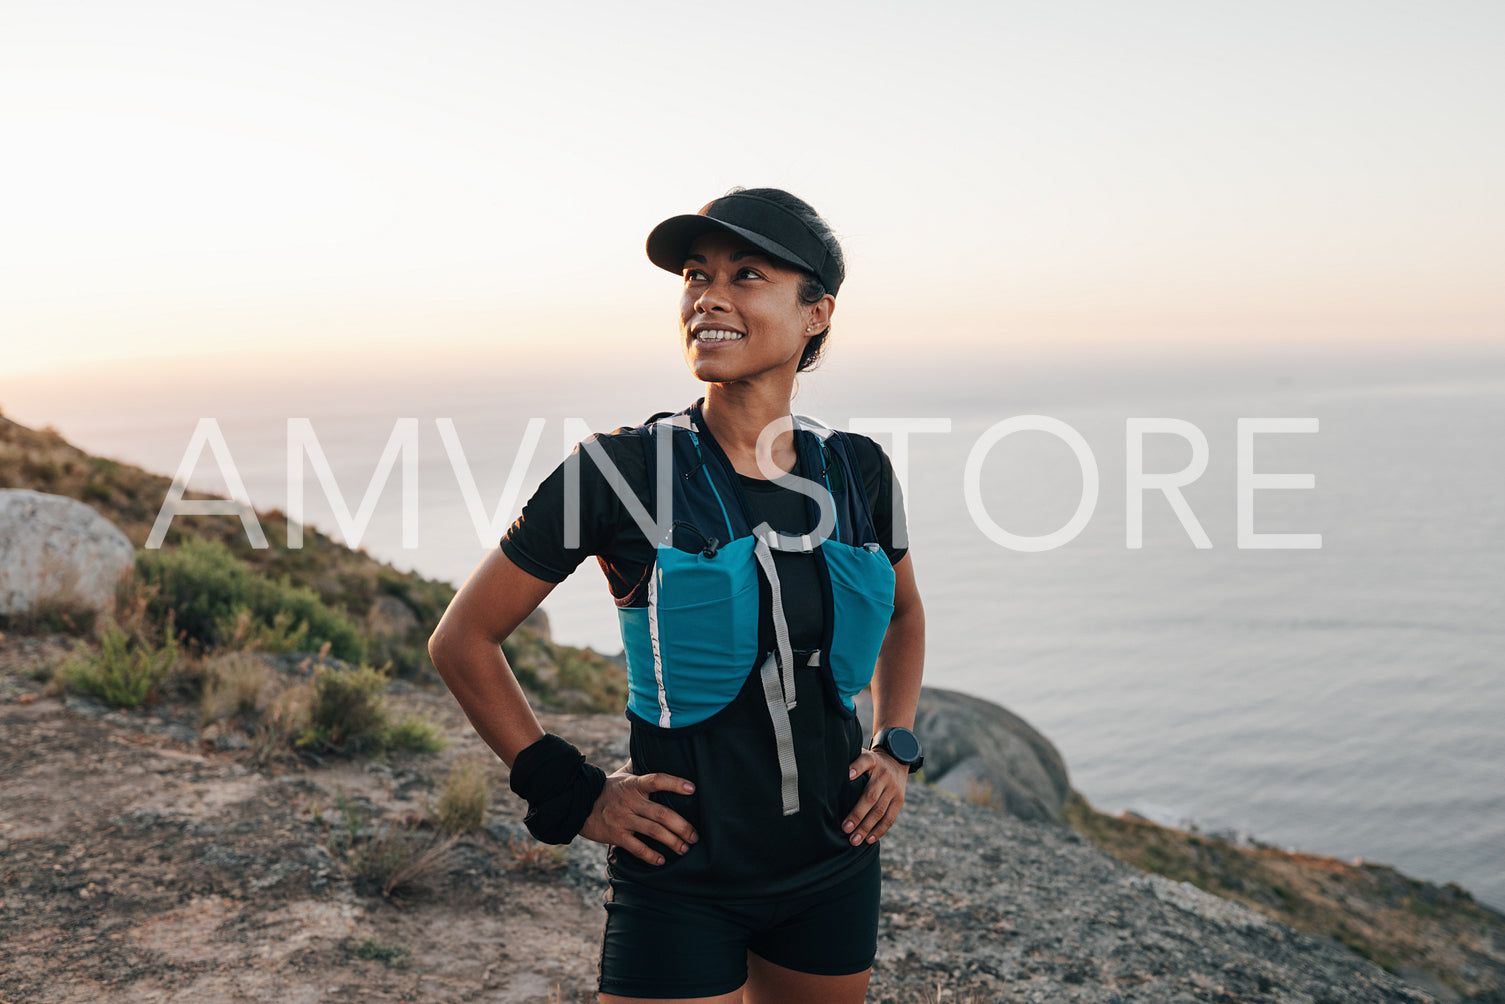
[201,651,278,725]
[1,595,99,637]
[360,830,459,899]
[0,547,102,637]
[435,760,492,835]
[334,790,459,899]
[505,834,568,873]
[963,777,997,809]
[252,682,314,767]
[918,987,985,1004]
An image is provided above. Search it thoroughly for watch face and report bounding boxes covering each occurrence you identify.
[887,728,921,763]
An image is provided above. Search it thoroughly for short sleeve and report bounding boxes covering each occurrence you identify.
[846,433,909,565]
[500,431,648,583]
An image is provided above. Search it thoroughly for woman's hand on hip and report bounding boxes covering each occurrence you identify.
[578,765,698,866]
[843,750,910,845]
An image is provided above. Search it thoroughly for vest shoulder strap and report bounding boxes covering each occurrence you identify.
[632,402,883,549]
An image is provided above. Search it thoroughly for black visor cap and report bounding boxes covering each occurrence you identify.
[646,192,842,295]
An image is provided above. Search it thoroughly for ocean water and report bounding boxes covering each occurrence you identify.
[8,348,1502,910]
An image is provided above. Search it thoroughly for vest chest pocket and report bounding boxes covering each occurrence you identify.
[636,537,761,727]
[823,541,896,710]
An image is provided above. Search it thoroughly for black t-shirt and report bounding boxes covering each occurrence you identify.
[499,419,908,900]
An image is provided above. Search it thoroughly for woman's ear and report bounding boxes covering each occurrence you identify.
[808,293,835,334]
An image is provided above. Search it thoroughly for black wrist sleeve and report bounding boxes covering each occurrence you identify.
[508,733,608,845]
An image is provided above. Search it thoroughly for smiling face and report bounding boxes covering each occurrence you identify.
[678,231,831,386]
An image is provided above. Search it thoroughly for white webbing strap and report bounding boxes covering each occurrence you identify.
[758,651,801,815]
[751,528,796,709]
[751,524,802,816]
[647,566,670,728]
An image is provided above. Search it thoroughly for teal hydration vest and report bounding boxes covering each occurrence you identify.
[613,401,896,814]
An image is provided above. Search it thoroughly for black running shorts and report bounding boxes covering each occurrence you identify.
[597,852,881,999]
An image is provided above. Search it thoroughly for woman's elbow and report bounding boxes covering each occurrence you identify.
[428,611,470,676]
[429,600,508,679]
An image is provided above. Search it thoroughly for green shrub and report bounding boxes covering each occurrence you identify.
[222,607,311,654]
[384,714,447,753]
[136,538,364,661]
[58,618,177,708]
[279,665,446,757]
[501,629,627,713]
[365,637,434,680]
[81,480,113,504]
[351,936,410,968]
[299,665,390,753]
[435,761,490,835]
[376,569,452,627]
[556,646,629,711]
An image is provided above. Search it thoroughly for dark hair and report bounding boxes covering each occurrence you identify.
[723,186,844,372]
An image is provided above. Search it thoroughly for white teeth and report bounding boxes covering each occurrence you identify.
[696,330,743,341]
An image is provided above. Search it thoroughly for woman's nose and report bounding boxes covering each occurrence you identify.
[695,280,731,313]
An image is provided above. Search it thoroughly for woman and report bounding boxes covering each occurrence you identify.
[429,187,926,1003]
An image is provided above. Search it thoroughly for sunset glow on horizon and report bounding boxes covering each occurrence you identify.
[3,0,1502,390]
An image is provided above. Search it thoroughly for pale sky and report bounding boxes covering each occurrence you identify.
[2,0,1503,382]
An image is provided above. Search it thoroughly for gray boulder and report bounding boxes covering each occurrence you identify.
[521,606,551,641]
[0,489,136,619]
[857,685,1071,825]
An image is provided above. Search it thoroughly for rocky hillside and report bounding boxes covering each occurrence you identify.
[0,412,622,710]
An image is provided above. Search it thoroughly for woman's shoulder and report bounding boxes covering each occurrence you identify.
[813,423,892,481]
[575,405,700,466]
[575,421,652,460]
[569,408,712,488]
[793,413,881,456]
[839,430,887,463]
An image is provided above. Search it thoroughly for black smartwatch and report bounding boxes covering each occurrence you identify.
[871,726,924,774]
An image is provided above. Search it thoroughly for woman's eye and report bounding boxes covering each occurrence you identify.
[681,266,761,282]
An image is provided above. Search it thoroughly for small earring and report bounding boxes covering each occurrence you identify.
[806,325,813,332]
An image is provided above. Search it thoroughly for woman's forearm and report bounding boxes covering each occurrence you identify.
[870,601,925,732]
[429,630,545,768]
[870,553,925,733]
[428,548,559,767]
